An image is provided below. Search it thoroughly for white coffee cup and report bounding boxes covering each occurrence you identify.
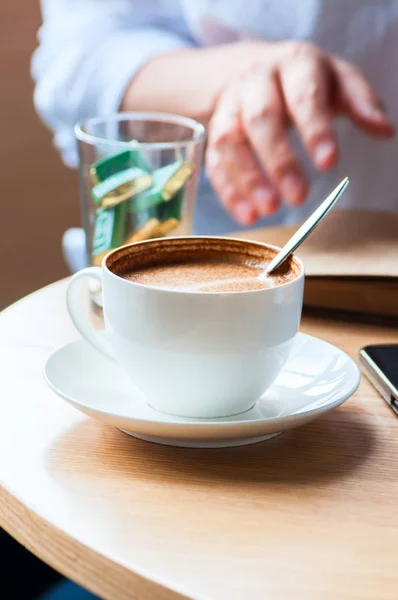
[66,236,304,418]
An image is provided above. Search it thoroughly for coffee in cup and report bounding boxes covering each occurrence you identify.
[111,237,296,292]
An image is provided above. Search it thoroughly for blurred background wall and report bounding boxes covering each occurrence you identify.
[0,1,79,310]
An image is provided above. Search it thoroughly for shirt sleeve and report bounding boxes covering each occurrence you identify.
[31,0,195,167]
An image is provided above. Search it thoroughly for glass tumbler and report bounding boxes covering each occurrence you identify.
[74,113,205,306]
[75,112,205,265]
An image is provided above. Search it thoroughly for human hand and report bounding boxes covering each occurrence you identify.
[206,41,395,225]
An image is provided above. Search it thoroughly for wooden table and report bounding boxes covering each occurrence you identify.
[1,279,398,600]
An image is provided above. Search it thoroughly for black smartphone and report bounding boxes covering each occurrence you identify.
[359,345,398,416]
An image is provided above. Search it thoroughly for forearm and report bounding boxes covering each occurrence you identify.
[121,42,263,125]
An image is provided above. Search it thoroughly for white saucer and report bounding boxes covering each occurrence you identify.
[44,333,360,448]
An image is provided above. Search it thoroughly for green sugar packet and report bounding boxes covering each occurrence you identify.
[90,149,151,184]
[90,149,153,265]
[129,161,195,216]
[91,205,127,265]
[91,167,153,209]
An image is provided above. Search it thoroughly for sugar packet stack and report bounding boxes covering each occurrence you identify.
[90,149,195,266]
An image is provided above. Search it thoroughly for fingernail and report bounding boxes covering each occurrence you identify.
[280,173,307,206]
[314,140,337,169]
[251,187,278,216]
[235,199,257,225]
[365,107,396,135]
[363,105,388,121]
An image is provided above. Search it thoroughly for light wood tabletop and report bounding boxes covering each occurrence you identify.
[1,278,398,600]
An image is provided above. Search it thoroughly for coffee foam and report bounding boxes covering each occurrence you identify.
[106,237,301,292]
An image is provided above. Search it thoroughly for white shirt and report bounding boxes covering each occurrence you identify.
[32,0,398,235]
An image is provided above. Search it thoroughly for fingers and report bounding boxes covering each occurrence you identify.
[207,41,395,226]
[241,66,308,206]
[331,57,395,138]
[280,44,339,171]
[207,82,279,225]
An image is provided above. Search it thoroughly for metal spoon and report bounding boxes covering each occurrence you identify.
[264,176,349,275]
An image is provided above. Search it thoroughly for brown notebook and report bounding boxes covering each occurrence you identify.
[231,210,398,318]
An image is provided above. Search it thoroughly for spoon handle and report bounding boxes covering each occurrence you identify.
[266,177,349,274]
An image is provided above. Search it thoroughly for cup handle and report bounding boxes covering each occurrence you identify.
[66,267,116,362]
